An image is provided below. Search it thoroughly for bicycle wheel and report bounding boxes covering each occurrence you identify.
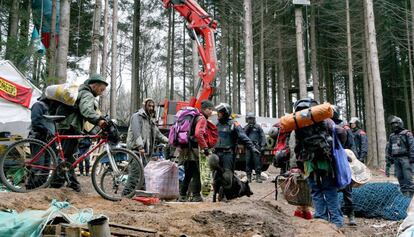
[0,138,57,192]
[91,148,144,201]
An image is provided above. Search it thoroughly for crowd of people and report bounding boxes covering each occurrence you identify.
[29,73,414,229]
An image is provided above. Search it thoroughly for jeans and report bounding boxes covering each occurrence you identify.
[245,149,262,175]
[307,174,344,227]
[394,157,414,193]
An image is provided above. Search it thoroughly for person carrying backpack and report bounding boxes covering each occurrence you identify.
[244,112,266,183]
[50,74,109,192]
[386,116,414,198]
[177,100,217,202]
[213,103,260,201]
[270,123,291,175]
[293,98,345,228]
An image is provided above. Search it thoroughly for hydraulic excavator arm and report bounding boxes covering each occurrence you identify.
[162,0,218,109]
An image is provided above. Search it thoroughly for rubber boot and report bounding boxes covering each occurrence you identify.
[348,213,357,226]
[255,174,262,183]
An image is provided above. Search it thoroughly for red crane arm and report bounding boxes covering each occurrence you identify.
[162,0,217,109]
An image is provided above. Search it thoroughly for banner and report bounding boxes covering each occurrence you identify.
[0,76,33,108]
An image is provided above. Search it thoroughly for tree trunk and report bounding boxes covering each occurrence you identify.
[346,0,356,117]
[18,0,30,65]
[295,6,307,99]
[232,23,239,113]
[166,8,172,99]
[192,40,199,96]
[259,0,265,116]
[100,0,109,113]
[244,0,255,114]
[219,3,227,103]
[110,0,118,119]
[310,4,319,101]
[406,2,413,130]
[131,0,140,114]
[90,0,102,75]
[366,0,386,168]
[5,0,19,61]
[183,23,186,101]
[277,21,285,117]
[56,0,70,83]
[47,0,58,78]
[169,12,175,100]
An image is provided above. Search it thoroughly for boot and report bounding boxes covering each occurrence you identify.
[348,213,357,226]
[247,174,252,183]
[190,195,203,202]
[178,195,187,202]
[255,174,262,183]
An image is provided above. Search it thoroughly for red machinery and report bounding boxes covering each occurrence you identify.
[159,0,217,129]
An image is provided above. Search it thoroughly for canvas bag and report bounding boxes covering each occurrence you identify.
[332,125,352,189]
[168,107,201,147]
[144,160,179,199]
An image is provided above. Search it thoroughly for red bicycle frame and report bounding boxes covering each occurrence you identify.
[26,132,108,171]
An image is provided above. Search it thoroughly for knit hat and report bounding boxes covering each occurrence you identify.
[201,100,215,109]
[85,74,108,86]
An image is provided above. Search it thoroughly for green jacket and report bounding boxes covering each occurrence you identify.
[58,84,101,132]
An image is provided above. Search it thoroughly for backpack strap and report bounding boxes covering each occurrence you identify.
[188,114,201,149]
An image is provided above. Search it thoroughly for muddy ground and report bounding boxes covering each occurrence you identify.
[0,166,403,237]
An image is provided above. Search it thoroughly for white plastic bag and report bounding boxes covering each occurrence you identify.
[144,160,179,199]
[45,83,79,106]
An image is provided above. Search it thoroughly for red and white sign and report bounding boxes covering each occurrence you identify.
[0,76,33,108]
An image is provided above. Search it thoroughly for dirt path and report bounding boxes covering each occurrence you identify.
[0,167,402,237]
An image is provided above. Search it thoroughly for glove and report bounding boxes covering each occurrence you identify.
[203,148,210,156]
[385,166,390,177]
[251,147,260,155]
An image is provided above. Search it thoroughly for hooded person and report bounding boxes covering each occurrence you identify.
[124,98,169,195]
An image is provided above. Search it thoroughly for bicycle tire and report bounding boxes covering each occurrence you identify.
[0,138,57,192]
[91,147,144,201]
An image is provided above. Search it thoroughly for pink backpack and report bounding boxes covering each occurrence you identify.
[168,107,201,148]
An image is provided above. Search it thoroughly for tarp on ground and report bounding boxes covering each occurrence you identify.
[0,60,42,138]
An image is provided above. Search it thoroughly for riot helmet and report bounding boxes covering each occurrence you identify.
[246,112,256,125]
[268,126,280,139]
[293,98,319,112]
[215,103,232,121]
[349,117,360,129]
[389,116,404,132]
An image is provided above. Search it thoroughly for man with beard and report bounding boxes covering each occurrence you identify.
[125,98,169,195]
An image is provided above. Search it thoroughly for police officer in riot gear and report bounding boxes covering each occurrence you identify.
[386,116,414,197]
[244,112,266,183]
[214,103,260,196]
[349,117,368,163]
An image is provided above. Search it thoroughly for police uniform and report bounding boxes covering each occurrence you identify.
[386,129,414,196]
[214,119,256,189]
[244,123,265,181]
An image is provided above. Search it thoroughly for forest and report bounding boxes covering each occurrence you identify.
[1,0,412,168]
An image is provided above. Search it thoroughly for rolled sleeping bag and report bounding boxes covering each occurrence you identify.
[280,102,333,132]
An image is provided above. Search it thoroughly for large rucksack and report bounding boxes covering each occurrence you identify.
[168,107,201,148]
[45,83,79,117]
[296,121,333,161]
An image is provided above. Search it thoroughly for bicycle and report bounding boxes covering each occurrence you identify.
[0,115,144,201]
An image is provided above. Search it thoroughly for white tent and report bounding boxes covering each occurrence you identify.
[0,60,42,137]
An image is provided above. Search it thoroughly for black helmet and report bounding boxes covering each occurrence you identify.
[215,103,232,118]
[389,116,404,131]
[293,98,319,112]
[268,127,280,139]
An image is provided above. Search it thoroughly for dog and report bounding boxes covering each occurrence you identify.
[212,170,253,202]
